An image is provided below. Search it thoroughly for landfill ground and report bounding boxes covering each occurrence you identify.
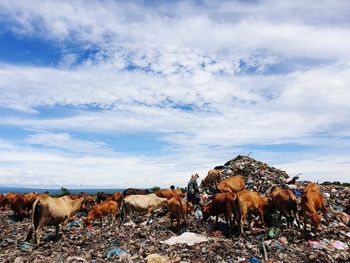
[1,156,349,262]
[1,182,349,263]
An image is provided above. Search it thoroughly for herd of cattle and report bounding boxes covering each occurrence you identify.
[0,170,330,247]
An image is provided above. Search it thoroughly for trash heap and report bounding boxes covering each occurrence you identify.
[217,155,290,193]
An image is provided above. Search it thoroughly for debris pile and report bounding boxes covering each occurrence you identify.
[217,155,290,193]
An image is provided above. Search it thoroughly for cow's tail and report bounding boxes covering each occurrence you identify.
[232,193,242,228]
[33,199,41,229]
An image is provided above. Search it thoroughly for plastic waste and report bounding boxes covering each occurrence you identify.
[146,253,170,263]
[66,220,81,230]
[19,242,33,252]
[106,247,126,258]
[161,232,208,246]
[331,240,349,250]
[195,208,203,220]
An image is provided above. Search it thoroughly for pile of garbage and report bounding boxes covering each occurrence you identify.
[0,155,349,262]
[216,155,291,193]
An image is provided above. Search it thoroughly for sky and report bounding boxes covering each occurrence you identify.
[0,0,349,188]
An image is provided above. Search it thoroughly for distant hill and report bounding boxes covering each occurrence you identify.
[0,186,125,195]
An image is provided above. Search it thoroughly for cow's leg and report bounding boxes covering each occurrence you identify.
[111,211,116,226]
[303,211,308,231]
[61,216,70,238]
[55,224,60,240]
[26,227,33,242]
[321,203,329,222]
[225,212,231,236]
[34,222,45,246]
[259,206,265,225]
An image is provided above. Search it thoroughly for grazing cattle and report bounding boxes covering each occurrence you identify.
[84,200,118,227]
[108,192,123,204]
[266,186,299,228]
[121,194,167,222]
[10,195,27,221]
[0,194,7,210]
[237,190,269,233]
[301,183,328,230]
[4,192,18,206]
[200,169,222,189]
[122,188,150,197]
[167,196,187,231]
[96,192,112,203]
[155,189,177,199]
[26,194,84,245]
[201,192,241,235]
[173,188,185,197]
[217,175,245,193]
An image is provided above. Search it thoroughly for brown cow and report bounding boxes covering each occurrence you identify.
[155,189,177,199]
[26,195,84,245]
[11,195,27,221]
[0,194,7,210]
[237,190,269,233]
[266,186,299,228]
[301,183,328,230]
[108,192,123,203]
[84,200,118,227]
[173,188,185,197]
[200,169,222,189]
[217,175,245,193]
[167,196,187,232]
[201,192,241,235]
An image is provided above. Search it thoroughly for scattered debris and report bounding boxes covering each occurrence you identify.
[160,232,209,246]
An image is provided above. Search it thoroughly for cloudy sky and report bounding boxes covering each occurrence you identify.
[0,0,349,188]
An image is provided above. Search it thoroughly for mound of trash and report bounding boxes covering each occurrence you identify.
[216,155,291,193]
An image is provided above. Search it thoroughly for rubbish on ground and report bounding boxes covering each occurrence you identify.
[161,232,209,246]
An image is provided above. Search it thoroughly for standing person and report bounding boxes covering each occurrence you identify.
[187,173,200,206]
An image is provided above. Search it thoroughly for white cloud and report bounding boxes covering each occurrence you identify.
[0,0,349,186]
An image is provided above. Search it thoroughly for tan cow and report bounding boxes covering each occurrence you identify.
[266,186,299,228]
[121,193,167,222]
[200,169,222,189]
[301,183,328,230]
[217,175,245,193]
[237,190,269,233]
[26,194,84,245]
[167,196,187,231]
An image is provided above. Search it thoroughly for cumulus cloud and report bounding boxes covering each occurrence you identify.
[0,0,349,186]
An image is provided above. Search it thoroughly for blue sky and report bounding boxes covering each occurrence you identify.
[0,0,349,188]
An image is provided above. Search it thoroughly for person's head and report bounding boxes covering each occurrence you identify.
[170,185,175,190]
